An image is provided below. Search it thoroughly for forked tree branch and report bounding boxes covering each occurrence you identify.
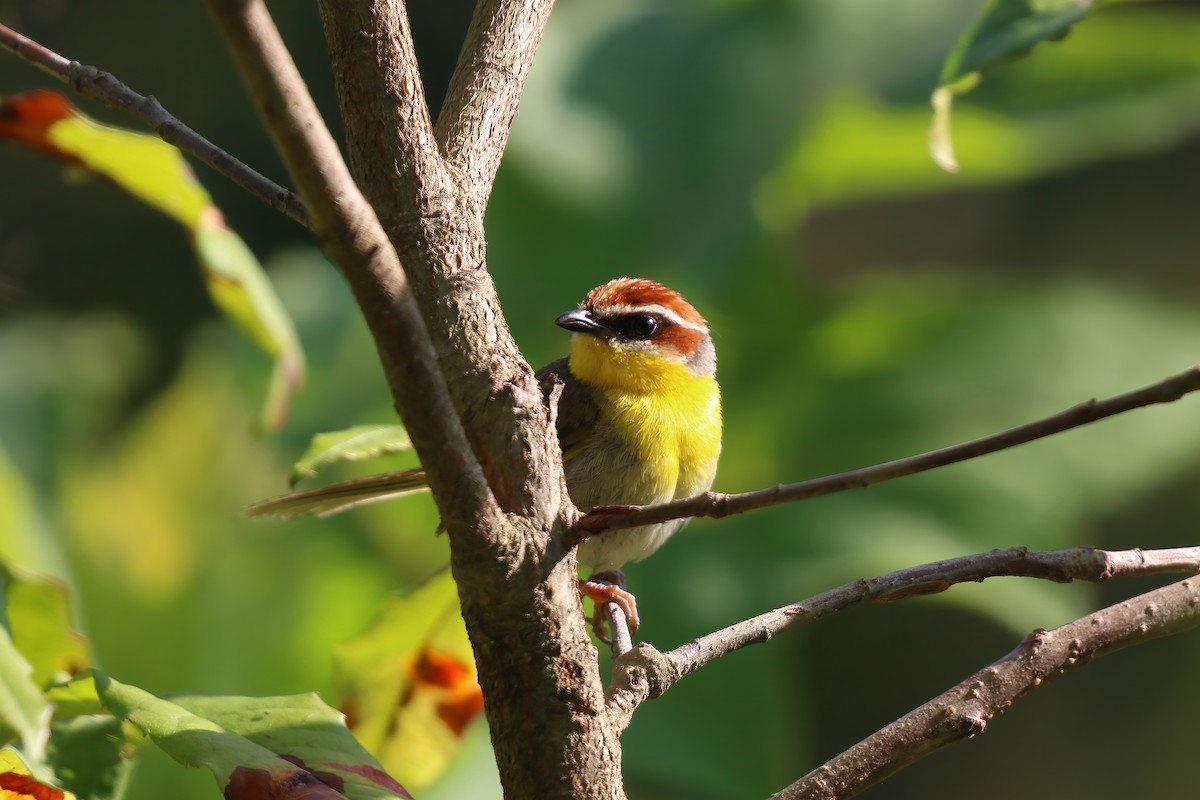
[772,573,1200,799]
[314,3,628,797]
[0,22,308,226]
[318,0,565,519]
[580,366,1200,537]
[605,545,1200,731]
[201,0,497,533]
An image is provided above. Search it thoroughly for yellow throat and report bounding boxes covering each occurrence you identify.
[568,334,722,500]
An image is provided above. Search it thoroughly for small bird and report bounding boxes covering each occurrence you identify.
[248,278,723,637]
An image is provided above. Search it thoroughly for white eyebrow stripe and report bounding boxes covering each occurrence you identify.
[596,303,708,333]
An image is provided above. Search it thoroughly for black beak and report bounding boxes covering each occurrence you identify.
[555,309,611,337]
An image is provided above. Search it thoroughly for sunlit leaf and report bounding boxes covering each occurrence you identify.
[1,567,88,689]
[760,8,1200,221]
[95,673,413,800]
[0,445,61,578]
[193,210,305,431]
[0,611,51,764]
[290,426,412,487]
[0,90,304,430]
[334,570,482,790]
[42,676,102,722]
[757,90,1031,223]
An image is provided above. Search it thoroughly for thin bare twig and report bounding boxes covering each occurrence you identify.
[771,574,1200,799]
[605,545,1200,731]
[580,366,1200,537]
[0,22,308,227]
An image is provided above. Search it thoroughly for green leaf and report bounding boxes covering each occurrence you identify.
[0,442,63,575]
[193,213,306,432]
[0,610,51,763]
[290,425,413,486]
[932,0,1102,171]
[46,715,130,800]
[0,91,305,431]
[95,673,413,800]
[2,567,89,688]
[44,675,104,721]
[940,0,1099,87]
[333,570,481,790]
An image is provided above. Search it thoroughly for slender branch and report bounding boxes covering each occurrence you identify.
[201,0,496,536]
[605,545,1200,731]
[435,0,556,195]
[0,22,308,227]
[771,574,1200,800]
[580,366,1200,537]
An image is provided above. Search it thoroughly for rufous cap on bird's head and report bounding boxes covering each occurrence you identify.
[555,278,716,386]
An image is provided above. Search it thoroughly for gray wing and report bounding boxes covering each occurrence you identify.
[537,357,601,465]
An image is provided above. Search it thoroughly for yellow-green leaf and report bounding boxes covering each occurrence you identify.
[0,90,304,430]
[333,570,482,790]
[1,567,88,689]
[333,573,482,791]
[0,618,51,765]
[193,210,305,431]
[96,673,413,800]
[291,425,412,486]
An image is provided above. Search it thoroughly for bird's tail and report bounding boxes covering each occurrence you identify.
[245,468,429,520]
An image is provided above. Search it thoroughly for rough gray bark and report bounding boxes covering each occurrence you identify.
[314,1,624,798]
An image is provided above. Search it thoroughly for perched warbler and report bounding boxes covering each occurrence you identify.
[249,278,723,635]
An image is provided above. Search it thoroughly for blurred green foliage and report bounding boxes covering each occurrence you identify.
[3,0,1200,798]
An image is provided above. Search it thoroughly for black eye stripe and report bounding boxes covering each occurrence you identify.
[604,312,664,341]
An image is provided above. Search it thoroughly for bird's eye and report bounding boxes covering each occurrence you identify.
[614,314,661,340]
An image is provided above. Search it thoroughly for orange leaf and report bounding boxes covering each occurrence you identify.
[0,90,77,162]
[410,650,472,690]
[436,684,485,738]
[333,572,483,788]
[0,750,72,800]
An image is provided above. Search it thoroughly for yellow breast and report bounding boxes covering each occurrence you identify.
[569,336,722,502]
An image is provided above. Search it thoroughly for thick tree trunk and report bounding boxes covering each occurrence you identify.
[317,1,626,797]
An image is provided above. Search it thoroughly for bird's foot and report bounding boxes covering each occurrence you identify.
[579,570,639,644]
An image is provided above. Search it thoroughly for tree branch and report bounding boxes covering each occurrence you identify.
[0,22,308,227]
[605,545,1200,732]
[580,366,1200,537]
[435,0,556,195]
[201,0,496,536]
[770,574,1200,799]
[318,0,563,520]
[316,0,446,217]
[313,4,625,797]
